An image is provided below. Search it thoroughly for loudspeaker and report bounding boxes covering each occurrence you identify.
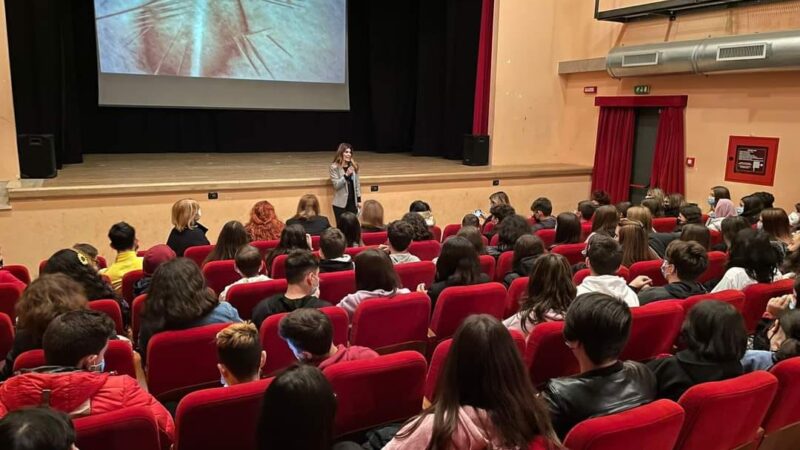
[463,134,489,166]
[18,134,57,179]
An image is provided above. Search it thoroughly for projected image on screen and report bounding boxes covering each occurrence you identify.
[94,0,347,84]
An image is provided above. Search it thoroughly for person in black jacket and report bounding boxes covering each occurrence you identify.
[417,237,490,309]
[318,228,353,273]
[638,240,708,305]
[647,301,746,402]
[286,194,332,236]
[503,234,546,287]
[166,198,210,257]
[542,292,656,438]
[530,197,556,232]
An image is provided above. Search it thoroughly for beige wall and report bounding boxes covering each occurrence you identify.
[490,0,800,208]
[0,0,18,182]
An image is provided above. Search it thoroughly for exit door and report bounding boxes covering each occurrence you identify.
[629,108,660,204]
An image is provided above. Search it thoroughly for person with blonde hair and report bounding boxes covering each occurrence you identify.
[286,194,331,236]
[216,322,266,386]
[245,200,285,241]
[167,198,209,256]
[360,199,385,232]
[329,143,361,225]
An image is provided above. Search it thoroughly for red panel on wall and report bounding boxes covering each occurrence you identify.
[724,136,779,186]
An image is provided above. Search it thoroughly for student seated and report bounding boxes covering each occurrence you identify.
[43,249,120,304]
[318,228,354,273]
[576,235,644,307]
[286,194,332,236]
[641,197,665,218]
[679,224,711,251]
[409,200,436,227]
[530,197,556,232]
[385,220,420,265]
[502,234,546,286]
[167,198,209,257]
[360,199,386,232]
[252,250,331,329]
[337,212,363,247]
[0,310,175,444]
[0,408,76,450]
[663,193,684,218]
[279,309,377,369]
[461,213,480,228]
[706,199,737,232]
[576,200,596,224]
[585,205,619,241]
[647,301,746,401]
[216,322,266,387]
[591,190,611,206]
[504,254,574,336]
[617,219,659,267]
[219,245,271,302]
[133,244,176,297]
[487,214,531,257]
[638,240,708,305]
[752,277,800,355]
[337,249,410,318]
[616,201,632,218]
[553,212,582,246]
[203,220,250,266]
[418,237,491,308]
[265,224,312,275]
[73,243,100,271]
[402,212,434,241]
[674,203,703,232]
[745,306,800,371]
[542,293,656,438]
[387,315,558,449]
[456,226,487,255]
[484,204,516,239]
[712,229,783,293]
[245,200,285,241]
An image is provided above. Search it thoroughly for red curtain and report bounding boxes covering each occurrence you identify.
[472,0,494,135]
[591,107,637,203]
[650,107,686,195]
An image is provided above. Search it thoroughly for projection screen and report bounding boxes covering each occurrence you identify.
[94,0,349,110]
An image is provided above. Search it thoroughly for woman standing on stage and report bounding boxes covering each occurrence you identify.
[330,143,361,226]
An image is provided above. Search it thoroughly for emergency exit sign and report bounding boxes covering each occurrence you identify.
[634,85,651,95]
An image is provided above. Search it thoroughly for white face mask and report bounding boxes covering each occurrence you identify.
[736,206,744,215]
[707,196,716,206]
[789,212,800,227]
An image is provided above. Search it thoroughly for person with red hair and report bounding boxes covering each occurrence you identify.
[246,201,285,241]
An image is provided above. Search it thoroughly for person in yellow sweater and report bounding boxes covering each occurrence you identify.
[100,222,143,292]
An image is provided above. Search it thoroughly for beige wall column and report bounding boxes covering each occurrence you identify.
[0,0,19,184]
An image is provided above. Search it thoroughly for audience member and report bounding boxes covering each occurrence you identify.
[265,224,312,275]
[504,254,574,336]
[646,188,666,207]
[216,322,265,386]
[245,200,285,241]
[747,297,800,371]
[0,408,76,450]
[387,315,558,449]
[647,301,745,401]
[530,197,556,232]
[617,219,659,267]
[252,251,331,329]
[591,190,611,206]
[337,249,409,318]
[402,212,434,241]
[625,206,653,232]
[488,214,531,257]
[133,244,176,297]
[286,194,332,236]
[0,247,26,291]
[0,310,175,443]
[638,240,708,305]
[587,205,619,241]
[420,237,490,308]
[203,220,250,266]
[790,203,800,228]
[576,200,596,223]
[641,197,665,218]
[219,245,271,302]
[257,365,362,450]
[713,215,750,252]
[485,204,516,239]
[337,212,363,247]
[318,228,354,273]
[461,213,480,228]
[456,226,487,255]
[761,207,793,257]
[502,234,546,286]
[73,243,100,271]
[707,185,731,215]
[167,198,209,257]
[706,198,737,232]
[483,191,511,225]
[0,274,87,381]
[42,249,125,317]
[577,235,642,307]
[616,201,632,218]
[712,229,782,293]
[543,293,656,438]
[385,220,421,265]
[754,191,776,209]
[664,193,684,218]
[410,200,436,227]
[279,309,378,369]
[753,277,800,351]
[553,212,582,246]
[739,194,764,226]
[138,258,242,363]
[360,199,386,232]
[680,224,711,250]
[675,204,703,232]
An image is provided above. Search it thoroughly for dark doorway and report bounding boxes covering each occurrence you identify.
[629,108,660,204]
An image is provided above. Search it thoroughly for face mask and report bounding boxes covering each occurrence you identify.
[311,274,320,294]
[736,206,744,215]
[790,212,800,227]
[707,196,716,206]
[89,359,105,373]
[660,260,671,279]
[757,221,764,230]
[220,375,229,387]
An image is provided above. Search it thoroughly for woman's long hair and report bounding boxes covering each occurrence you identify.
[337,212,363,247]
[456,226,486,255]
[554,213,581,245]
[740,195,764,225]
[520,254,574,334]
[42,249,117,301]
[618,219,658,267]
[680,224,711,251]
[512,235,546,274]
[172,199,201,232]
[266,224,311,272]
[761,208,793,244]
[332,143,359,171]
[360,200,385,230]
[435,237,481,286]
[395,315,558,449]
[625,206,653,232]
[591,205,620,238]
[727,229,779,283]
[142,258,218,333]
[354,249,400,292]
[15,274,88,345]
[246,201,285,241]
[497,215,531,250]
[293,194,321,221]
[204,221,250,265]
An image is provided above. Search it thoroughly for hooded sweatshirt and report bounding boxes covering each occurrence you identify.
[390,252,421,265]
[384,406,513,450]
[647,350,743,402]
[576,275,640,307]
[503,255,538,287]
[638,281,707,305]
[319,254,354,273]
[337,288,411,319]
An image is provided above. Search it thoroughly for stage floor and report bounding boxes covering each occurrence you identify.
[10,152,592,199]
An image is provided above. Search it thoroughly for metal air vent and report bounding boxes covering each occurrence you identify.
[622,52,660,67]
[717,43,768,61]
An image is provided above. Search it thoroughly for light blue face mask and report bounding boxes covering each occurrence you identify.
[707,196,716,206]
[220,375,228,388]
[90,360,105,373]
[736,206,744,215]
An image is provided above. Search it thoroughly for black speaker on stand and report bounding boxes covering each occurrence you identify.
[18,134,57,179]
[463,134,489,166]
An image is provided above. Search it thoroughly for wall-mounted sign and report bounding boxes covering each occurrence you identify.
[634,85,651,95]
[724,136,779,186]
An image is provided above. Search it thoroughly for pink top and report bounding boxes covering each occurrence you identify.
[385,406,515,450]
[317,344,379,370]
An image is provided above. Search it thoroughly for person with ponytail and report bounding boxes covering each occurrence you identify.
[418,237,490,309]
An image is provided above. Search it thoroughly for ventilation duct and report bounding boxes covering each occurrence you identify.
[606,30,800,78]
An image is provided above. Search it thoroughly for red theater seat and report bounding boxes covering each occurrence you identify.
[0,312,14,362]
[132,294,147,345]
[408,240,441,261]
[442,224,461,241]
[653,217,677,233]
[629,259,667,287]
[250,239,279,256]
[2,265,31,285]
[14,340,136,378]
[395,261,436,290]
[490,234,500,246]
[344,245,376,257]
[682,290,745,315]
[202,260,241,295]
[479,254,496,281]
[535,229,556,248]
[429,282,506,342]
[580,222,593,240]
[74,406,163,450]
[709,229,723,247]
[319,270,356,304]
[0,282,23,321]
[675,371,778,450]
[362,231,388,246]
[551,243,587,265]
[174,378,274,450]
[351,292,430,354]
[268,251,319,279]
[759,357,800,450]
[504,276,529,318]
[430,226,442,242]
[698,251,727,284]
[184,245,215,267]
[122,269,145,304]
[496,251,513,282]
[525,321,579,386]
[88,299,125,335]
[483,221,495,234]
[563,399,685,450]
[323,351,427,437]
[147,323,231,402]
[573,266,630,285]
[742,279,794,334]
[620,301,684,362]
[311,235,321,250]
[226,279,287,321]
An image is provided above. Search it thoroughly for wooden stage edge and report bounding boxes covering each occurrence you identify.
[8,153,593,200]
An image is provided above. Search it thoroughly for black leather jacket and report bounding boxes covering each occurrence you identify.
[542,361,657,438]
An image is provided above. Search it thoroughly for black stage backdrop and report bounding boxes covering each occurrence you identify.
[5,0,482,167]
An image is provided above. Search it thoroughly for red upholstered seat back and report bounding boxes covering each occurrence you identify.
[344,245,377,258]
[122,269,145,304]
[573,266,630,285]
[490,233,500,246]
[408,240,442,261]
[184,245,215,267]
[311,235,321,250]
[535,229,556,248]
[479,254,496,281]
[682,290,745,315]
[362,231,388,246]
[395,261,436,290]
[675,371,778,450]
[763,357,800,436]
[269,251,321,279]
[504,276,529,318]
[250,239,279,257]
[74,406,162,450]
[351,292,431,354]
[653,217,677,233]
[175,377,274,450]
[551,243,587,265]
[742,279,794,333]
[14,340,136,378]
[563,399,685,450]
[495,251,513,282]
[525,321,579,386]
[0,282,23,321]
[620,301,684,362]
[147,323,231,401]
[88,299,125,335]
[319,270,356,304]
[442,224,461,241]
[323,351,427,437]
[429,282,506,341]
[629,259,667,287]
[132,294,147,345]
[201,260,241,295]
[0,313,13,362]
[2,265,31,285]
[709,229,723,248]
[227,279,288,321]
[430,226,442,242]
[580,222,593,240]
[698,251,727,284]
